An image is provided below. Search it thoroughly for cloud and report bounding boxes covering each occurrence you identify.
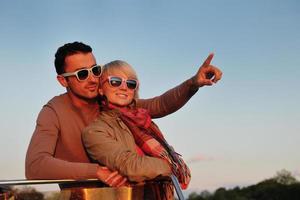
[186,154,214,164]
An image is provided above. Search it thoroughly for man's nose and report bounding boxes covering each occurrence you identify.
[87,74,99,83]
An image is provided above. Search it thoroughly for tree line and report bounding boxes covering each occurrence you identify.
[187,169,300,200]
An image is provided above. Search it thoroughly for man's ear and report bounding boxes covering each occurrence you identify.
[57,75,68,88]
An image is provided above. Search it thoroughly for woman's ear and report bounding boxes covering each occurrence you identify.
[134,86,139,99]
[57,75,68,87]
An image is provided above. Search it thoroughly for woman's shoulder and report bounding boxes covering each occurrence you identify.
[85,110,120,131]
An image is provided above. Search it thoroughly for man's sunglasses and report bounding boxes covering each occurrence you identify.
[104,76,139,90]
[61,65,102,81]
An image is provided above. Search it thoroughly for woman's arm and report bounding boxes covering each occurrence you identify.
[82,121,171,183]
[136,78,197,118]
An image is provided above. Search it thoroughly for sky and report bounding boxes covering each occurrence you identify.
[0,0,299,194]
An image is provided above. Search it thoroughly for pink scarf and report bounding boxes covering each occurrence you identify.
[105,103,191,189]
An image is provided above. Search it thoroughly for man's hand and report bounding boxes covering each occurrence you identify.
[96,166,128,187]
[192,53,222,87]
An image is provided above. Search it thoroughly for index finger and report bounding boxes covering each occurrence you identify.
[201,53,214,68]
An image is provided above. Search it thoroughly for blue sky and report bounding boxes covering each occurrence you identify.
[0,0,299,193]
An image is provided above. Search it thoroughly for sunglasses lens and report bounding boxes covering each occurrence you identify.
[126,80,137,90]
[77,70,89,80]
[109,77,122,87]
[92,65,102,76]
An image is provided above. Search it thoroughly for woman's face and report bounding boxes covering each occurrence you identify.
[99,70,137,107]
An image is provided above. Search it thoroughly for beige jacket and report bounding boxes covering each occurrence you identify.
[82,109,172,183]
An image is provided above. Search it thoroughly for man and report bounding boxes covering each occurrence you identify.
[25,42,222,187]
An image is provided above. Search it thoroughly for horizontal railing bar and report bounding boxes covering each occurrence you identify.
[0,179,99,186]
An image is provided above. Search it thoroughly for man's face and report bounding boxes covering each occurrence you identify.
[63,52,99,101]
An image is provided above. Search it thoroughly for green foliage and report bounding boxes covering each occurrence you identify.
[12,187,44,200]
[273,169,298,185]
[188,191,206,200]
[187,169,300,200]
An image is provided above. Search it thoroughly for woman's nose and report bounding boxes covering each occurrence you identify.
[119,81,127,90]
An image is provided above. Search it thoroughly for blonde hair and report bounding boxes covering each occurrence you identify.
[101,60,139,99]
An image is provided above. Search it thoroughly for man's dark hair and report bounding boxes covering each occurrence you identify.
[54,42,93,75]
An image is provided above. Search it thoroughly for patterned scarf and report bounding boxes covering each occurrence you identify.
[106,103,191,189]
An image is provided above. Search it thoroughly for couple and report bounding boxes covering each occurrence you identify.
[25,42,222,198]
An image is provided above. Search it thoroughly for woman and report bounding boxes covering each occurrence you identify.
[82,60,190,199]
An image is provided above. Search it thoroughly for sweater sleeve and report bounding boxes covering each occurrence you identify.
[25,106,98,180]
[82,122,171,183]
[136,78,198,118]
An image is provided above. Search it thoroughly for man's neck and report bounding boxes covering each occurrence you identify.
[66,92,100,126]
[67,92,98,110]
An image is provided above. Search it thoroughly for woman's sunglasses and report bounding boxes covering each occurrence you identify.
[61,65,102,81]
[105,76,139,90]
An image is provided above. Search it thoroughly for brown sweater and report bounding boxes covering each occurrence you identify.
[25,79,197,180]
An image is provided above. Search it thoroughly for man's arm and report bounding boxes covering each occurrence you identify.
[25,106,98,180]
[136,53,222,118]
[25,106,126,186]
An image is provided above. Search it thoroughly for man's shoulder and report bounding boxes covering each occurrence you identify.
[39,93,73,117]
[37,93,75,123]
[45,93,70,109]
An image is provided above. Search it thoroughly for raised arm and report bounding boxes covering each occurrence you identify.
[136,53,222,118]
